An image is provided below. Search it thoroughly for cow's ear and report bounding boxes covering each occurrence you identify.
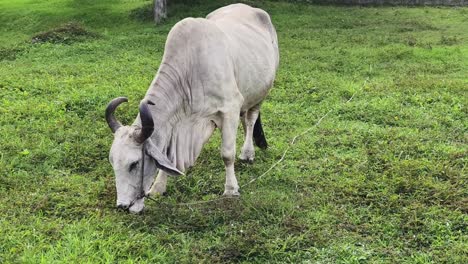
[145,140,183,176]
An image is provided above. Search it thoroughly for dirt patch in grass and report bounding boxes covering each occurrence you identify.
[439,35,459,46]
[31,22,99,44]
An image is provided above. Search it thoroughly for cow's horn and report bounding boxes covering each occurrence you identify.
[135,100,155,144]
[105,97,128,133]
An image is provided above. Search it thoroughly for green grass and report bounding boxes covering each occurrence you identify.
[1,0,467,262]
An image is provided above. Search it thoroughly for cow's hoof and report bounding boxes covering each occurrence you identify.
[239,149,255,163]
[239,156,254,164]
[223,189,240,197]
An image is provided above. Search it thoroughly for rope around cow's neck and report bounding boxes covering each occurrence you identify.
[145,79,368,207]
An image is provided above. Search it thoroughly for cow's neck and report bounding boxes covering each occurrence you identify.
[147,70,188,127]
[144,66,188,142]
[138,66,213,172]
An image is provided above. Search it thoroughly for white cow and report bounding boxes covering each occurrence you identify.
[105,4,279,213]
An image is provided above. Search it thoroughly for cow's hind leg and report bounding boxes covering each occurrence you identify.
[240,105,262,163]
[221,112,241,196]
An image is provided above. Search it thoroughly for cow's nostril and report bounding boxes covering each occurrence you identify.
[117,204,129,211]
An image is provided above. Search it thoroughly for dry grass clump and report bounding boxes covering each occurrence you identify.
[31,22,99,44]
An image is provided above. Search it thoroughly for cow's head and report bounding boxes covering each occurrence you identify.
[105,97,182,213]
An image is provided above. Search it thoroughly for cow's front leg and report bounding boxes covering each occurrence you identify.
[240,105,260,163]
[221,112,240,196]
[147,170,167,197]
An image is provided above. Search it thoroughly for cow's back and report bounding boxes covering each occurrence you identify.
[207,4,279,109]
[157,4,278,114]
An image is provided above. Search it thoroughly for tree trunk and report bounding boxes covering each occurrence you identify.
[154,0,167,24]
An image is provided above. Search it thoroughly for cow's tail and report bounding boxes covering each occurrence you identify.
[253,112,268,149]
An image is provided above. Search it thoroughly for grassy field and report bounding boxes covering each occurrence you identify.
[1,0,467,262]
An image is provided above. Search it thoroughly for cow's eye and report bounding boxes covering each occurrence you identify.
[129,161,139,172]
